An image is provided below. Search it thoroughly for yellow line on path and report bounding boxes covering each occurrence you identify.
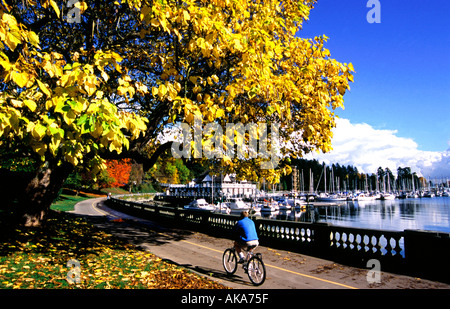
[181,239,224,254]
[164,234,358,289]
[92,199,111,216]
[263,263,358,289]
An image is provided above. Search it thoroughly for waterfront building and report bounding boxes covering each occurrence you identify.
[166,173,257,199]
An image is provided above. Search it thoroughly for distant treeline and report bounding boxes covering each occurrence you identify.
[279,158,427,193]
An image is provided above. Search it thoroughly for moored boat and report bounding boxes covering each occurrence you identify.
[259,199,280,215]
[222,197,252,214]
[423,191,435,198]
[184,199,216,211]
[316,193,348,202]
[356,193,377,201]
[380,193,396,200]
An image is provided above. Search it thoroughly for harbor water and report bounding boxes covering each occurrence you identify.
[269,197,450,233]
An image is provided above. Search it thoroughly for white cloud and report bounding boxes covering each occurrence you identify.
[420,148,450,179]
[308,118,450,178]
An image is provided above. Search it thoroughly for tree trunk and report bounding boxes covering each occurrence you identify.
[13,142,172,227]
[20,161,73,227]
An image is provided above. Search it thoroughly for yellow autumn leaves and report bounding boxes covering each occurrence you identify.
[136,0,353,181]
[1,0,354,184]
[0,3,147,175]
[0,211,226,289]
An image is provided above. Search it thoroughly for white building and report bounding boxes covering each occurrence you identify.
[167,174,257,199]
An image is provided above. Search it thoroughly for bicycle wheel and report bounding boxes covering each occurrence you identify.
[222,248,238,275]
[247,256,266,286]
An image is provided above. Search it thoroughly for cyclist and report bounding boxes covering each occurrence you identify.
[233,211,259,263]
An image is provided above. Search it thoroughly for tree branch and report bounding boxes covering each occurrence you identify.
[102,141,174,172]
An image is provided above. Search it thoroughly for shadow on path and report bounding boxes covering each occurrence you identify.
[158,257,254,287]
[68,207,195,249]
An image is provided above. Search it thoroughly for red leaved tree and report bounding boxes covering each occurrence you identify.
[105,159,132,188]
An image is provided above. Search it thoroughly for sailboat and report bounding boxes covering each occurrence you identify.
[356,175,376,201]
[380,193,396,200]
[380,173,396,200]
[315,166,347,202]
[356,193,376,201]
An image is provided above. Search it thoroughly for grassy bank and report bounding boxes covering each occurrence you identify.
[0,192,227,289]
[50,190,96,212]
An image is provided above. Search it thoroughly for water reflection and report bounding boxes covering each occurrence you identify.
[263,197,450,233]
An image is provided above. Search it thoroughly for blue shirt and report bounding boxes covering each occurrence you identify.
[234,217,258,242]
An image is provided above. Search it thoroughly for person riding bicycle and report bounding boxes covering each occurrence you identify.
[233,211,259,263]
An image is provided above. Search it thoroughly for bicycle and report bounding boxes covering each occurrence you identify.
[222,244,266,286]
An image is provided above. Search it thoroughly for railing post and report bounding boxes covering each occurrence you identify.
[404,229,450,283]
[312,222,332,258]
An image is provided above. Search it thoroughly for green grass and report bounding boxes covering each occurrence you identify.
[99,187,129,195]
[50,193,92,212]
[0,193,228,289]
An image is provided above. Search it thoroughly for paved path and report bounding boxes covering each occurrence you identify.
[72,197,450,289]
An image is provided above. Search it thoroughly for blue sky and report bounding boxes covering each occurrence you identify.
[301,0,450,152]
[298,0,450,177]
